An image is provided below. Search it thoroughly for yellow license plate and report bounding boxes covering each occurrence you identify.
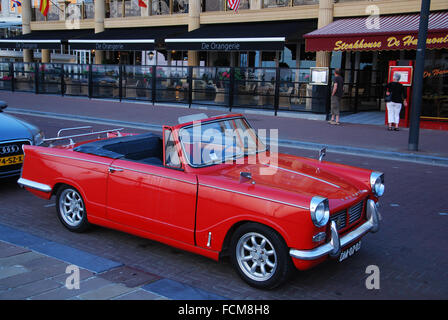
[0,155,24,167]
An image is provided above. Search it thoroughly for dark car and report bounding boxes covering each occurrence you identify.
[0,101,44,178]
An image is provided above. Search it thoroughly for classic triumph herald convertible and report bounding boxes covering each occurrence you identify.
[18,113,382,289]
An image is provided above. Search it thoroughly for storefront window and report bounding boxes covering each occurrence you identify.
[422,49,448,120]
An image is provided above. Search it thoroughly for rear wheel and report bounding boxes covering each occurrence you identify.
[56,186,90,232]
[230,223,294,289]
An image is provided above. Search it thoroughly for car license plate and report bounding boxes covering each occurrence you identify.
[0,155,24,167]
[338,241,361,262]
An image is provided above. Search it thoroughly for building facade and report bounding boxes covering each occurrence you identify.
[0,0,447,127]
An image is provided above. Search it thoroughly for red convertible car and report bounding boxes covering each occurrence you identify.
[18,113,382,289]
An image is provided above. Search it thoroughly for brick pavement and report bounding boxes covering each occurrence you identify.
[0,240,167,300]
[0,145,447,300]
[1,92,447,300]
[0,225,227,300]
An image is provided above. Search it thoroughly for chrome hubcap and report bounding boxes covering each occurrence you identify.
[59,189,84,227]
[236,232,277,282]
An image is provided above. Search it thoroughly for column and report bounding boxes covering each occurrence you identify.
[294,43,301,104]
[22,0,33,62]
[371,51,378,84]
[187,0,200,66]
[41,49,51,63]
[95,0,105,64]
[353,51,361,83]
[250,0,262,10]
[141,0,150,16]
[58,1,68,21]
[315,0,334,68]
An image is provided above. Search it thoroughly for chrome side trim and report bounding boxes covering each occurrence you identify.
[41,153,111,166]
[41,153,195,185]
[199,183,309,210]
[17,178,52,193]
[266,165,341,189]
[289,199,380,261]
[111,165,196,185]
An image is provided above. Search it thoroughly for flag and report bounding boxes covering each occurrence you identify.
[227,0,241,12]
[12,0,22,7]
[40,0,49,17]
[138,0,147,8]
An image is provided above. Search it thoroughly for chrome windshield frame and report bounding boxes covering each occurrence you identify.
[178,116,268,169]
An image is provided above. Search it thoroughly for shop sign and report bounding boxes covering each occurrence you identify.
[388,66,413,86]
[306,32,448,52]
[15,43,39,49]
[96,43,125,51]
[309,67,329,85]
[424,68,448,78]
[201,42,241,51]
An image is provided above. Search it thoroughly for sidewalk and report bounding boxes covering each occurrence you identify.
[2,91,448,165]
[0,224,227,300]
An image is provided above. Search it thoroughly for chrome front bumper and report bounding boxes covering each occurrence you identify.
[290,199,380,261]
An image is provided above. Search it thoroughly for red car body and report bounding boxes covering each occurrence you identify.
[18,114,382,288]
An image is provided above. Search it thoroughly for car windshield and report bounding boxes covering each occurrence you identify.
[179,117,266,167]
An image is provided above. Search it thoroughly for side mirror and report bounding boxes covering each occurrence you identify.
[318,146,327,162]
[0,101,7,112]
[240,171,255,185]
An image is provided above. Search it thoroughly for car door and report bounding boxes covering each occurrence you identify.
[106,128,197,245]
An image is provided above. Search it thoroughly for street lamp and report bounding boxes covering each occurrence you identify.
[408,0,431,151]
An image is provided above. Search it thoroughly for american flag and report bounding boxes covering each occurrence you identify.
[11,0,22,7]
[138,0,147,8]
[227,0,241,12]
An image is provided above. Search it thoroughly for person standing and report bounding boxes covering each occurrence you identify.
[385,73,407,131]
[329,68,344,125]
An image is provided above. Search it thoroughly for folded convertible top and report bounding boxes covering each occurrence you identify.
[73,132,161,159]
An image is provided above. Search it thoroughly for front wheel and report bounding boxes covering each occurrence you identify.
[56,186,90,232]
[230,223,294,289]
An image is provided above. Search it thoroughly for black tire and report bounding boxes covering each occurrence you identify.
[230,222,294,289]
[55,185,90,233]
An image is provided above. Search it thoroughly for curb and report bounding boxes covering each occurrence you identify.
[0,224,122,273]
[0,224,229,300]
[7,107,448,167]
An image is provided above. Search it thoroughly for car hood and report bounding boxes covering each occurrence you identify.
[198,152,370,209]
[0,113,34,141]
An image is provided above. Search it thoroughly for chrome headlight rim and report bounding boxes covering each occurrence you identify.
[370,172,385,197]
[310,196,330,228]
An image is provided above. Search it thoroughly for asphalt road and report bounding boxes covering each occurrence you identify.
[1,113,447,300]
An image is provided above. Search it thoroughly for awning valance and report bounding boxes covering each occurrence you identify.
[165,20,317,51]
[304,11,448,52]
[68,26,187,51]
[0,29,93,50]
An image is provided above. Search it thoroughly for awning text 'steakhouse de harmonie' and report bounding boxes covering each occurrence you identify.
[304,11,448,52]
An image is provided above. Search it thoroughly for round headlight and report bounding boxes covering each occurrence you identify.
[310,196,330,227]
[370,172,385,197]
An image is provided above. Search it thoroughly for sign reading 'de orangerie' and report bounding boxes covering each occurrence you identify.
[305,32,448,52]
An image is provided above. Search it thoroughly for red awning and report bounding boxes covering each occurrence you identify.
[304,11,448,52]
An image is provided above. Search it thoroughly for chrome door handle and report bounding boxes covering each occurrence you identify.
[108,167,124,173]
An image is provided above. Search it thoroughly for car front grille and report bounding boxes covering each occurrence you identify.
[348,201,364,224]
[330,210,347,230]
[0,140,30,174]
[330,200,365,231]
